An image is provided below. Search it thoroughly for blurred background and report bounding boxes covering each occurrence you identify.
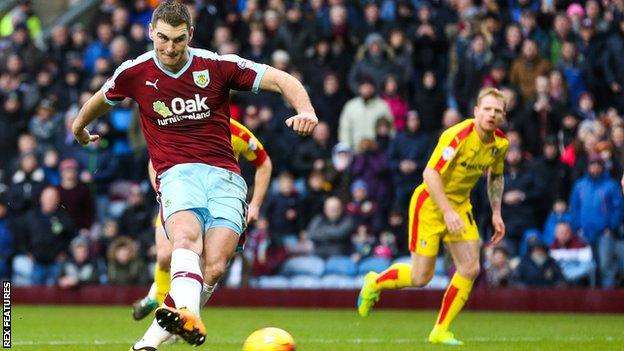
[0,0,623,296]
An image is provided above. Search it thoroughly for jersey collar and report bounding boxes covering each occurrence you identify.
[152,48,194,79]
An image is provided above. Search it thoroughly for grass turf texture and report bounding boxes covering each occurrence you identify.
[11,305,624,350]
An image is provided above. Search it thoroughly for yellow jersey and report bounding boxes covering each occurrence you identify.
[423,119,509,204]
[230,118,268,166]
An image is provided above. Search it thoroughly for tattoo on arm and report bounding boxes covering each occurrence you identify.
[487,172,504,213]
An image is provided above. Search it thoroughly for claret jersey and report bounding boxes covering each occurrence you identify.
[102,48,268,176]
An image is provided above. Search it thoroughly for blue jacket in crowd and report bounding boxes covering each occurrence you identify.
[569,171,623,244]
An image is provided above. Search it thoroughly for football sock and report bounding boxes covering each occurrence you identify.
[169,248,203,314]
[434,272,474,331]
[200,283,217,307]
[372,263,414,291]
[134,319,171,348]
[154,263,171,305]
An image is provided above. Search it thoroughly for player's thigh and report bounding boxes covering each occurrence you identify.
[408,188,445,257]
[164,210,204,253]
[155,223,172,269]
[446,240,480,279]
[205,166,248,237]
[410,252,437,287]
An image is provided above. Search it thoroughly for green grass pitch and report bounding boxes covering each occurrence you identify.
[10,305,624,350]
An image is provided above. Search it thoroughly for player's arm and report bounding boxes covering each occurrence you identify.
[247,156,272,224]
[423,167,465,236]
[487,170,506,245]
[71,90,112,145]
[259,67,318,136]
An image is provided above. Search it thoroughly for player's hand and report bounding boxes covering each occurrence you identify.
[285,112,318,136]
[443,209,465,236]
[490,213,506,245]
[74,127,100,145]
[246,204,260,224]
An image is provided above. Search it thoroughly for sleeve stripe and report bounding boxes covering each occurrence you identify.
[433,123,475,171]
[252,63,268,93]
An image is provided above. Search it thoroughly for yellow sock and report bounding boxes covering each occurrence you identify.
[372,263,413,291]
[434,272,474,331]
[154,263,171,305]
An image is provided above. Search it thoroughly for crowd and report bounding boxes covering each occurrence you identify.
[0,0,623,289]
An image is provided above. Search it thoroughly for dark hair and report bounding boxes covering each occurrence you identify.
[151,0,192,31]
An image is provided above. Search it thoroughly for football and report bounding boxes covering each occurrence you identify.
[242,327,296,351]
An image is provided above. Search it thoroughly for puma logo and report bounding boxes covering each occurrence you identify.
[145,79,159,90]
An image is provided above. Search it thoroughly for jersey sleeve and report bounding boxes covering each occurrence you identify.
[219,54,268,93]
[231,119,268,166]
[101,59,135,105]
[426,122,474,175]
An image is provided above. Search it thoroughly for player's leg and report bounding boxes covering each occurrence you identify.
[358,187,441,317]
[428,239,479,345]
[132,211,205,350]
[154,210,206,346]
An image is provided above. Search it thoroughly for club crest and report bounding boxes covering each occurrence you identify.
[193,69,210,88]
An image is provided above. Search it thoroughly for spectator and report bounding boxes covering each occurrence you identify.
[13,186,74,286]
[381,74,409,131]
[549,222,595,286]
[58,236,99,289]
[485,247,512,287]
[339,77,393,150]
[307,196,355,258]
[116,184,153,254]
[299,170,329,230]
[57,158,95,232]
[263,172,301,248]
[29,99,62,154]
[348,33,401,95]
[414,70,446,134]
[569,154,622,244]
[514,76,563,157]
[310,72,349,144]
[83,22,113,75]
[292,121,332,179]
[501,146,545,255]
[351,224,375,263]
[345,179,378,230]
[0,0,42,39]
[351,138,390,212]
[387,111,431,210]
[510,39,552,105]
[7,152,46,217]
[454,34,494,115]
[531,138,571,220]
[569,154,623,287]
[275,2,315,65]
[512,241,566,287]
[106,236,147,285]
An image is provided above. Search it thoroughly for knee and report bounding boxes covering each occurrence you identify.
[411,270,434,288]
[457,261,480,280]
[204,259,228,282]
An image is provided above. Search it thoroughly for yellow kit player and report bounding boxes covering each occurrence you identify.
[132,118,272,320]
[357,88,509,345]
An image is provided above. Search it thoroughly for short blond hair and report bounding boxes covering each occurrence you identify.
[476,87,506,111]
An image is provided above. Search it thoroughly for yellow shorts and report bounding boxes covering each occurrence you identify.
[408,185,479,256]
